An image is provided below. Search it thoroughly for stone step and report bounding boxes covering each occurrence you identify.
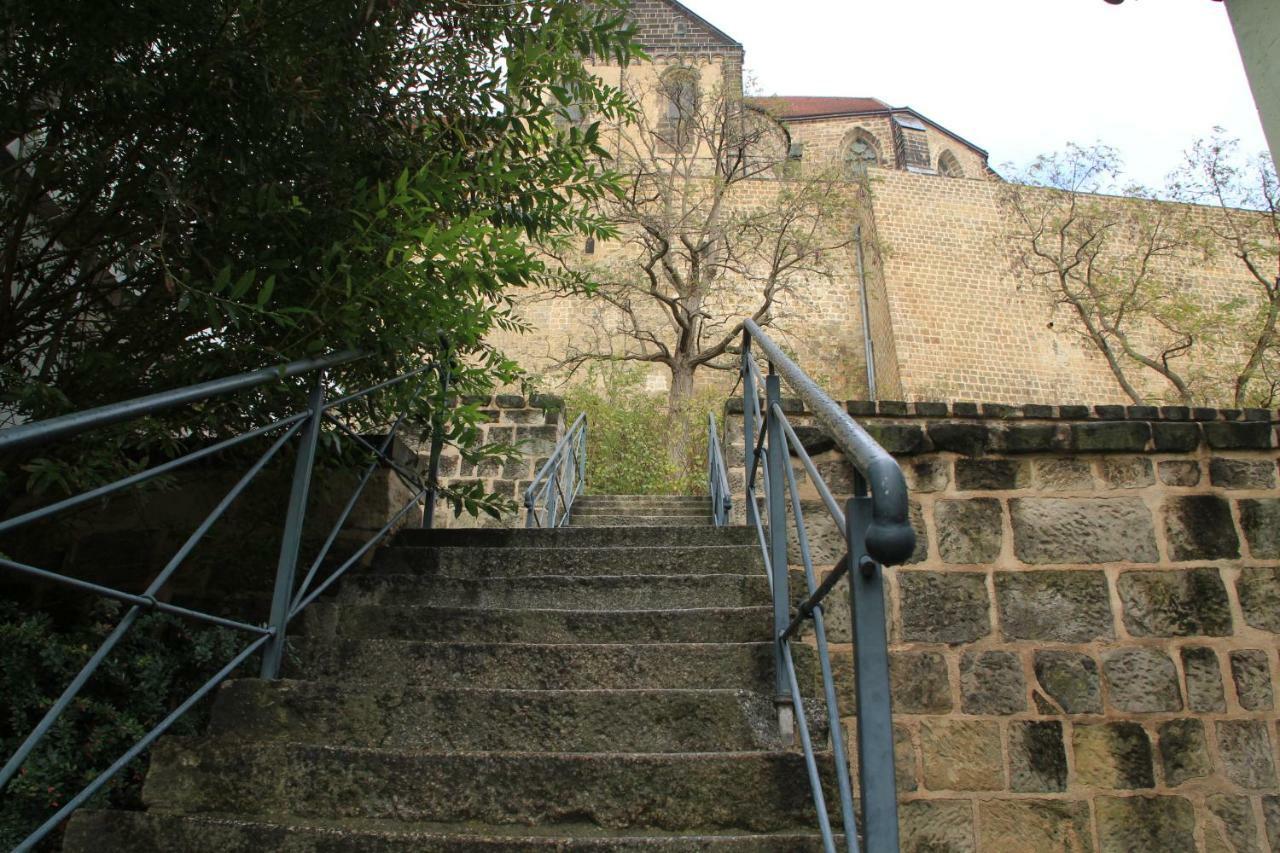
[304,603,771,644]
[572,504,711,517]
[336,573,769,610]
[371,545,762,578]
[208,681,792,752]
[567,514,715,528]
[64,811,836,851]
[394,526,754,549]
[575,495,710,506]
[289,640,791,690]
[141,740,837,832]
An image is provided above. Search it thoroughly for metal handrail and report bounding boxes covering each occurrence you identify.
[0,349,454,851]
[740,320,914,853]
[706,412,732,526]
[524,412,586,528]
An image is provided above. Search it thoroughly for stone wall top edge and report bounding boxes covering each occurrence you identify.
[725,397,1278,425]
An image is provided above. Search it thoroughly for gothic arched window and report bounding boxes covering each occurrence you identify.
[938,149,964,178]
[659,67,699,149]
[844,129,880,177]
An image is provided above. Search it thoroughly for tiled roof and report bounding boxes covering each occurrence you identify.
[748,96,891,119]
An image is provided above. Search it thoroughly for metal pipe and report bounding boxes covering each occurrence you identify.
[854,225,877,401]
[0,351,361,456]
[782,642,837,853]
[744,320,914,566]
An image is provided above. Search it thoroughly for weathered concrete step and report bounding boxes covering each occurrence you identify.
[572,504,711,517]
[142,741,837,832]
[567,514,715,528]
[336,574,768,610]
[306,603,770,643]
[65,811,836,851]
[394,526,754,549]
[289,640,793,690]
[209,681,791,752]
[371,545,761,578]
[576,495,710,505]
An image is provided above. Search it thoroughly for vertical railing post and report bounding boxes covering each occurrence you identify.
[846,490,900,852]
[741,334,756,500]
[421,357,452,530]
[260,371,327,679]
[765,370,793,736]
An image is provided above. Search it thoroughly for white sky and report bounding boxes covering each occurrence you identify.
[682,0,1269,188]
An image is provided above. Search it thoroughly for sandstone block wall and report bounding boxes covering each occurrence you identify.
[727,400,1280,852]
[423,393,566,529]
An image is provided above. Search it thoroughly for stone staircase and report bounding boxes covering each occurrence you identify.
[63,495,835,851]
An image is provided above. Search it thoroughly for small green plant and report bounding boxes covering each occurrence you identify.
[0,600,246,850]
[564,365,724,495]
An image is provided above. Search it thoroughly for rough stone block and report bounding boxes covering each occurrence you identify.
[1009,498,1157,564]
[952,402,980,417]
[1127,405,1159,420]
[1095,404,1126,420]
[1157,460,1200,487]
[1237,567,1280,633]
[900,799,975,853]
[494,394,526,408]
[847,400,875,417]
[1033,458,1094,491]
[1002,424,1063,454]
[1229,650,1274,711]
[1073,722,1155,788]
[1205,794,1262,853]
[919,719,1003,790]
[912,401,949,417]
[1058,404,1091,419]
[1096,796,1196,853]
[1158,718,1212,787]
[864,423,926,455]
[1116,568,1232,637]
[1034,650,1102,714]
[960,650,1026,714]
[1164,495,1239,561]
[996,570,1114,642]
[898,570,990,644]
[1160,405,1191,421]
[890,651,953,714]
[1194,407,1221,421]
[878,400,909,416]
[928,422,990,456]
[935,498,1003,564]
[1100,456,1154,489]
[1070,421,1150,452]
[1204,421,1272,450]
[905,458,950,493]
[1023,403,1055,419]
[955,458,1028,490]
[1239,499,1280,559]
[842,720,917,792]
[1009,720,1067,792]
[978,799,1093,853]
[1152,422,1202,452]
[1217,720,1277,789]
[1181,646,1227,713]
[1264,797,1280,853]
[1102,648,1182,712]
[1209,457,1277,489]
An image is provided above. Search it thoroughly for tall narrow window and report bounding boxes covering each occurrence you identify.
[660,68,699,149]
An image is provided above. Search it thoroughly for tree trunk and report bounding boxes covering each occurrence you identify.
[665,361,696,475]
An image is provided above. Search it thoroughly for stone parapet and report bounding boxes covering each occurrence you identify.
[725,399,1280,852]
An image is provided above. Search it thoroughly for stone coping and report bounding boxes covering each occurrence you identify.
[725,397,1278,423]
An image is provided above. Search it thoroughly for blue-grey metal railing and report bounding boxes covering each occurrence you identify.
[740,318,914,853]
[0,349,455,850]
[524,412,586,528]
[707,412,732,527]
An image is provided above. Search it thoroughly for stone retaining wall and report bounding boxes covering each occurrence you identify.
[727,400,1280,852]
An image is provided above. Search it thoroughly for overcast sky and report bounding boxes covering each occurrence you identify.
[683,0,1269,188]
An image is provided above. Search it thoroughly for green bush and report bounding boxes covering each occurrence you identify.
[0,600,245,850]
[564,366,724,495]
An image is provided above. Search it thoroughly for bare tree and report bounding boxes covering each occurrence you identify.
[547,73,856,440]
[1169,131,1280,407]
[1001,144,1204,405]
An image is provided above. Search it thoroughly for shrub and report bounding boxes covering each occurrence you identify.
[0,600,245,850]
